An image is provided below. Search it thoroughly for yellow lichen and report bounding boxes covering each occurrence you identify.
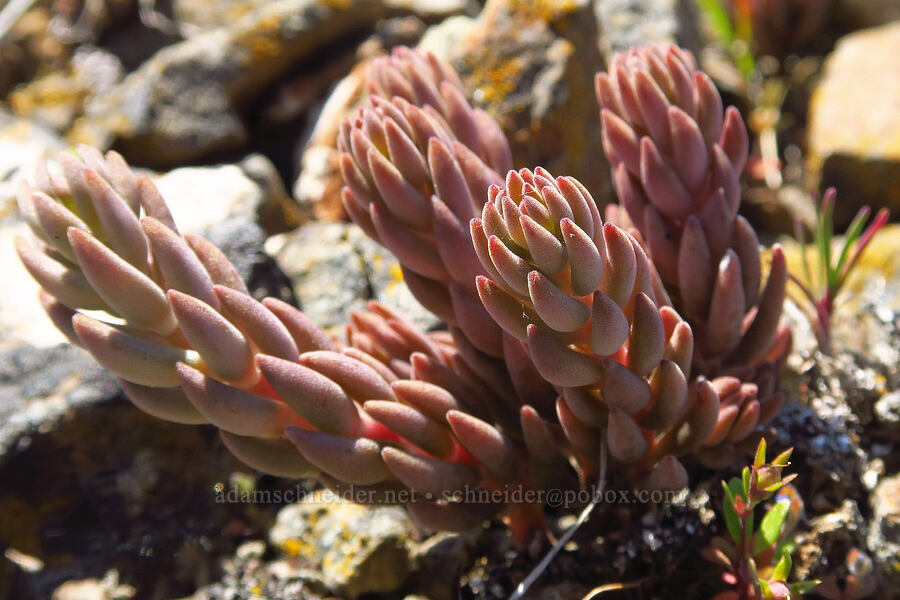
[502,0,580,22]
[233,13,287,65]
[460,50,525,109]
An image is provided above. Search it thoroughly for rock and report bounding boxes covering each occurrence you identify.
[204,216,296,303]
[772,372,867,510]
[867,474,900,590]
[0,8,69,98]
[409,532,472,600]
[874,391,900,437]
[266,221,440,331]
[384,0,472,20]
[269,490,417,597]
[74,0,388,167]
[417,14,477,58]
[0,344,117,455]
[9,46,123,133]
[595,0,702,58]
[807,22,900,226]
[236,153,299,234]
[52,570,135,600]
[441,0,612,201]
[0,111,65,209]
[794,500,868,582]
[172,0,270,31]
[0,341,292,599]
[151,159,283,234]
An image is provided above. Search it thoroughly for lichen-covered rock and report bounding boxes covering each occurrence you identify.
[0,7,71,98]
[266,221,439,331]
[268,490,417,597]
[438,0,611,200]
[867,474,900,590]
[9,46,124,133]
[172,0,271,31]
[807,22,900,226]
[72,0,388,167]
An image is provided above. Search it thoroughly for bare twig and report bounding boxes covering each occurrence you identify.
[581,578,651,599]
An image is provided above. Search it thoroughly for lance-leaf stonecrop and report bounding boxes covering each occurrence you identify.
[15,44,790,539]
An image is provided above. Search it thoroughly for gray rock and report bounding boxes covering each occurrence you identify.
[269,490,417,597]
[409,532,472,600]
[0,344,117,455]
[205,216,296,303]
[594,0,702,58]
[81,0,388,167]
[867,474,900,590]
[266,221,439,331]
[0,342,281,599]
[151,158,284,234]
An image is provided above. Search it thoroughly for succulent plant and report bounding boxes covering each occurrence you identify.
[338,47,560,411]
[16,44,791,539]
[596,43,789,465]
[704,439,819,600]
[472,166,696,481]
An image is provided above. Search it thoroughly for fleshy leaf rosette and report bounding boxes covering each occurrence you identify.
[13,147,578,535]
[338,46,557,410]
[471,167,710,487]
[596,43,788,381]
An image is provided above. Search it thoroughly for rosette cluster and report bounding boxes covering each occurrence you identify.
[597,44,788,370]
[338,46,557,409]
[472,168,697,487]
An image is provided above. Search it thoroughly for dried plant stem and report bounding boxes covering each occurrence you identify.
[508,430,608,600]
[581,579,650,599]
